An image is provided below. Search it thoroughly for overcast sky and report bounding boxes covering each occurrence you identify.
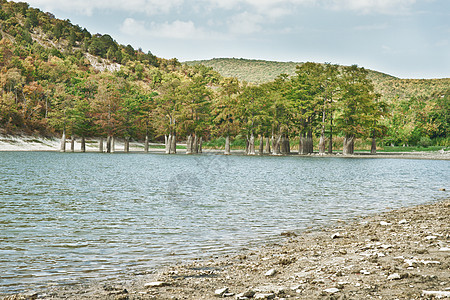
[25,0,449,79]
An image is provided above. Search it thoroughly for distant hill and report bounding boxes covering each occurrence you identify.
[184,58,397,84]
[184,58,450,102]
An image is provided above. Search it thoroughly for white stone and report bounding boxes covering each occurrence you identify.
[421,260,440,265]
[380,221,391,226]
[360,270,370,275]
[265,268,277,277]
[425,235,437,240]
[214,287,229,297]
[422,290,450,298]
[398,219,408,224]
[323,288,340,294]
[388,273,401,280]
[439,247,450,252]
[254,293,276,299]
[145,281,168,288]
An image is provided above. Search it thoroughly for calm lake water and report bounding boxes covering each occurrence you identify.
[0,152,448,294]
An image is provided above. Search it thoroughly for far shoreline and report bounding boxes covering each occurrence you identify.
[1,134,449,160]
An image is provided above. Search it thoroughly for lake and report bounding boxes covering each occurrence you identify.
[0,152,448,294]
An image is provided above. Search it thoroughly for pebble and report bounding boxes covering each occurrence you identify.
[422,290,450,297]
[214,287,229,297]
[380,221,391,226]
[331,233,342,239]
[145,281,169,288]
[265,268,277,277]
[388,273,401,280]
[323,288,340,294]
[254,293,276,299]
[439,247,450,252]
[398,219,408,224]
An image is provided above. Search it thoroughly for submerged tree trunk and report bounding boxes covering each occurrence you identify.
[60,129,66,152]
[328,117,333,154]
[186,135,193,154]
[371,136,377,154]
[99,137,104,153]
[247,132,256,155]
[111,136,115,153]
[165,135,170,154]
[224,135,231,155]
[170,133,177,154]
[144,135,149,153]
[318,135,326,155]
[193,135,199,154]
[272,134,281,155]
[70,136,75,152]
[343,135,355,155]
[265,136,271,154]
[81,136,86,153]
[198,137,203,153]
[124,137,130,153]
[307,130,314,154]
[259,135,264,155]
[281,134,290,154]
[299,133,307,155]
[106,135,111,153]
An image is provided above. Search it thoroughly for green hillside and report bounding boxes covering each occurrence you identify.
[185,58,398,84]
[184,58,449,102]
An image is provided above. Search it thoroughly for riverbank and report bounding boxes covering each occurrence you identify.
[3,198,449,300]
[1,134,450,160]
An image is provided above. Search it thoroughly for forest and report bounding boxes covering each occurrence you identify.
[0,0,449,154]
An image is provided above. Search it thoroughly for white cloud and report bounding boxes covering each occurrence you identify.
[228,12,264,35]
[26,0,184,16]
[327,0,416,14]
[120,18,215,40]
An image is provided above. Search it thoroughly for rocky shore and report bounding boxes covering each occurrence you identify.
[3,199,449,300]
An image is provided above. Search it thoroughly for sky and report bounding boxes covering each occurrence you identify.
[24,0,450,79]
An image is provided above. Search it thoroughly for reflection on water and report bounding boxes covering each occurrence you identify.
[0,152,448,293]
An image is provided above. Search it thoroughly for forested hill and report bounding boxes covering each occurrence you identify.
[185,58,398,85]
[0,0,448,151]
[184,58,450,103]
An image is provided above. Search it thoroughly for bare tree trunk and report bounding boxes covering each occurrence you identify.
[70,136,75,152]
[165,135,170,154]
[343,135,355,155]
[259,135,264,155]
[186,135,193,154]
[272,134,281,155]
[248,132,256,155]
[371,137,377,154]
[81,136,86,153]
[60,129,66,152]
[124,137,130,153]
[99,137,104,153]
[106,135,111,153]
[328,119,333,154]
[144,135,149,153]
[281,134,290,154]
[299,133,307,155]
[307,130,314,154]
[224,135,231,155]
[198,137,203,153]
[111,136,115,153]
[319,134,326,155]
[265,136,271,154]
[193,135,198,154]
[170,134,177,154]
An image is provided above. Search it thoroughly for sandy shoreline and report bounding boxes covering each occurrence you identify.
[2,199,449,300]
[1,134,449,160]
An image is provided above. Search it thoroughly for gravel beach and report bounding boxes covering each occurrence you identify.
[3,198,449,300]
